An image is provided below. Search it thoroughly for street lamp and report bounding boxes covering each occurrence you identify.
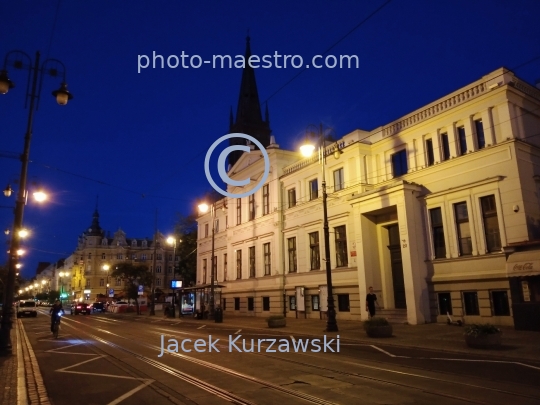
[0,50,73,353]
[102,264,110,298]
[198,202,215,320]
[300,124,341,332]
[166,236,182,318]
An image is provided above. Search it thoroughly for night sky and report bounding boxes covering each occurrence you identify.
[1,0,539,279]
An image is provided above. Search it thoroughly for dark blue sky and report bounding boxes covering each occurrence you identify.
[1,0,540,279]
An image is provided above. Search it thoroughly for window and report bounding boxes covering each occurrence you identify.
[131,254,136,260]
[236,198,242,225]
[249,194,255,220]
[203,259,207,283]
[491,291,510,316]
[288,237,297,273]
[457,126,467,155]
[289,296,296,310]
[248,297,254,311]
[337,294,350,311]
[426,139,434,166]
[441,133,450,161]
[391,149,408,177]
[101,253,106,259]
[430,207,446,259]
[454,202,472,255]
[234,297,240,310]
[204,224,209,237]
[85,279,91,288]
[333,168,344,191]
[88,253,92,259]
[157,254,162,260]
[223,253,228,281]
[225,216,228,228]
[131,240,137,247]
[168,266,172,274]
[309,232,320,270]
[262,296,270,311]
[115,278,121,286]
[168,254,172,261]
[311,295,320,311]
[141,254,147,260]
[335,225,348,267]
[99,278,104,287]
[215,219,219,233]
[142,240,147,248]
[263,184,269,215]
[481,195,501,252]
[263,243,271,275]
[116,254,123,260]
[155,265,161,274]
[222,298,226,311]
[438,292,452,315]
[236,250,242,279]
[156,278,161,286]
[475,119,485,149]
[463,291,479,315]
[249,246,256,278]
[288,188,296,208]
[309,179,319,200]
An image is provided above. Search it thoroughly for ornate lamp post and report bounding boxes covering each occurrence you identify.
[102,264,110,298]
[0,50,73,353]
[166,236,182,318]
[300,124,342,332]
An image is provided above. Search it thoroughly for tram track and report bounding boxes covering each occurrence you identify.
[59,315,540,405]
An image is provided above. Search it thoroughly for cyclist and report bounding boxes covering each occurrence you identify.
[49,300,64,333]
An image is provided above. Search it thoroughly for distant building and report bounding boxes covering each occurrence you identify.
[59,209,176,302]
[197,67,540,330]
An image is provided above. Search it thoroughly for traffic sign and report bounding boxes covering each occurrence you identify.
[138,285,144,295]
[108,288,114,298]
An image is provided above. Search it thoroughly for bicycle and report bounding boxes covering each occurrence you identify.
[52,314,62,339]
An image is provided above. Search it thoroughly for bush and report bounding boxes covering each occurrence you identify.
[363,317,389,330]
[464,323,501,337]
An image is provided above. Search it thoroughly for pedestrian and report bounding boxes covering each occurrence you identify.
[365,286,380,318]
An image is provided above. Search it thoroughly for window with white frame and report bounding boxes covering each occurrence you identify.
[263,243,271,275]
[309,231,320,270]
[430,207,446,259]
[288,237,297,273]
[480,195,501,252]
[309,179,319,200]
[333,168,344,191]
[454,202,472,255]
[249,246,256,277]
[335,225,348,267]
[263,184,269,215]
[288,188,296,208]
[391,149,408,177]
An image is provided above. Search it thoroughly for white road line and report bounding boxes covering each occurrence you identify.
[107,379,154,405]
[370,345,410,358]
[429,357,540,371]
[197,325,206,329]
[234,329,242,334]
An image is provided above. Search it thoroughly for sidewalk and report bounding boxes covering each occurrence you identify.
[0,321,21,405]
[117,311,540,364]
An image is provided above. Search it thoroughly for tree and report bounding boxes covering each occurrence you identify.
[111,262,152,315]
[173,213,197,286]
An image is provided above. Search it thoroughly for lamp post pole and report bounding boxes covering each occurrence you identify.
[0,50,73,352]
[103,264,110,299]
[209,204,216,320]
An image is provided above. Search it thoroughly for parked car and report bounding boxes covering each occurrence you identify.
[71,302,91,315]
[17,300,37,318]
[89,302,105,312]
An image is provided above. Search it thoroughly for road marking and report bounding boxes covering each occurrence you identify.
[150,319,163,323]
[370,345,410,358]
[197,324,206,329]
[170,322,182,325]
[234,329,242,334]
[108,379,154,405]
[429,357,540,371]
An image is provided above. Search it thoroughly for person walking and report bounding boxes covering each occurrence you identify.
[365,287,380,318]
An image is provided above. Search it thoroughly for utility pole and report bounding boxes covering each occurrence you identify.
[149,209,157,316]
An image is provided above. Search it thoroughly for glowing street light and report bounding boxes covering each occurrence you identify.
[18,229,28,238]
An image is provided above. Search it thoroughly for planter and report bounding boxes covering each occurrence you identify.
[365,325,393,338]
[267,318,286,328]
[465,333,501,349]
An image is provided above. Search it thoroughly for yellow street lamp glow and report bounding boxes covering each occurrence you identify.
[15,263,22,269]
[16,249,25,255]
[25,287,29,291]
[33,283,38,288]
[102,264,110,271]
[33,191,47,202]
[41,280,46,285]
[300,143,315,157]
[18,229,29,238]
[198,203,209,213]
[167,236,174,245]
[18,290,22,294]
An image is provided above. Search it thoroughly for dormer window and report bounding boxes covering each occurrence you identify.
[131,240,137,247]
[102,238,108,246]
[142,240,147,248]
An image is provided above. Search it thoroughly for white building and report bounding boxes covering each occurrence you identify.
[197,67,540,329]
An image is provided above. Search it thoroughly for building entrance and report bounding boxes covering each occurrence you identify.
[387,224,406,309]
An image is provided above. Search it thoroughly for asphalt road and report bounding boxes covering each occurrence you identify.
[20,309,540,405]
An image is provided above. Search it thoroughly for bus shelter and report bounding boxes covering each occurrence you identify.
[177,284,224,317]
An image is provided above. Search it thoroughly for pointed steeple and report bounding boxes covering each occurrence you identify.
[228,36,272,167]
[86,207,103,236]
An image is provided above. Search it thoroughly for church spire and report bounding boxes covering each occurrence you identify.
[86,207,103,236]
[228,36,272,167]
